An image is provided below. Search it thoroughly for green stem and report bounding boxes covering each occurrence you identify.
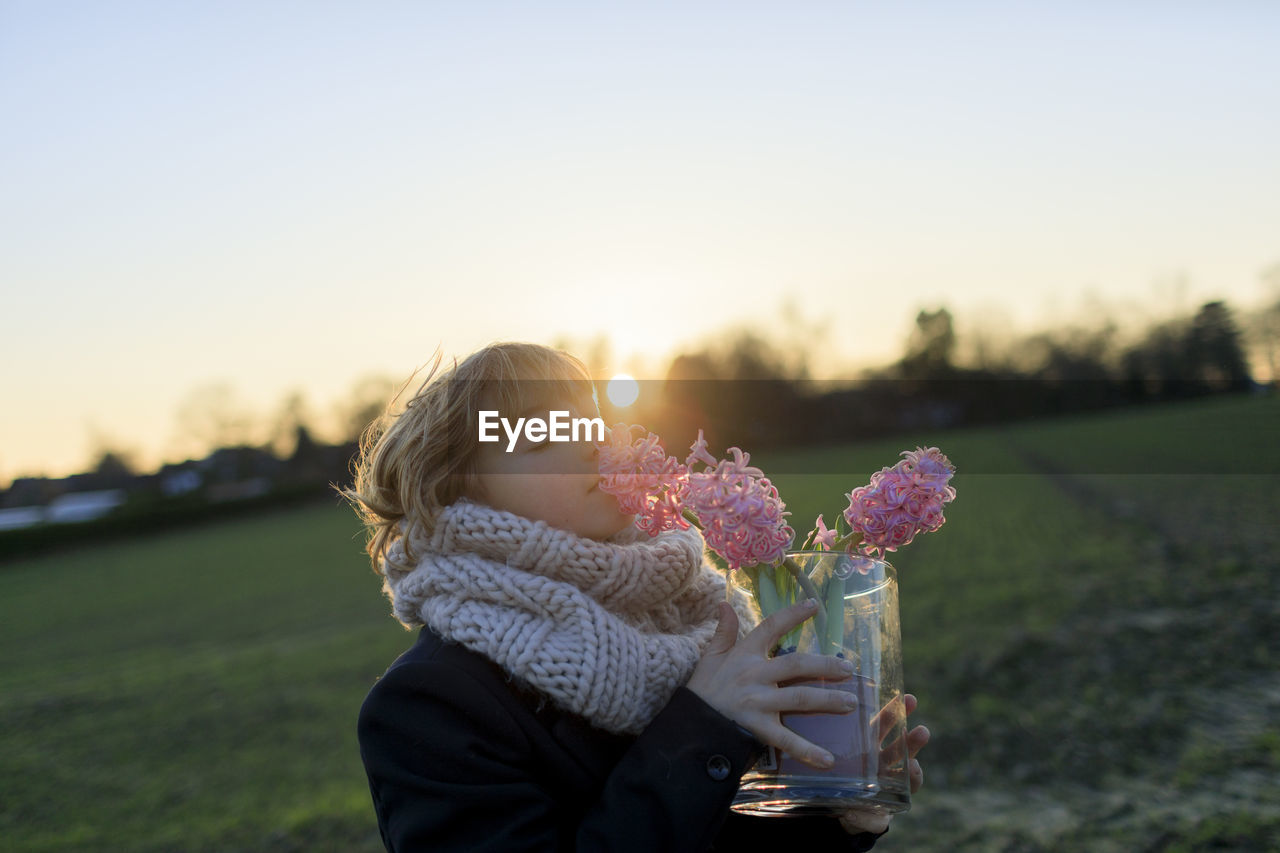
[683,509,832,654]
[780,555,828,649]
[756,568,783,616]
[822,570,845,656]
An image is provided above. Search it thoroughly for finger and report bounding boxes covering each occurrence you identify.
[905,724,930,759]
[754,720,836,770]
[870,694,907,741]
[878,723,930,767]
[838,808,891,836]
[878,730,908,767]
[873,694,924,749]
[753,684,860,715]
[760,651,855,685]
[741,598,819,655]
[908,757,924,794]
[703,602,739,656]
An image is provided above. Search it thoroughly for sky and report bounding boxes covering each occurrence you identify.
[2,1,1278,483]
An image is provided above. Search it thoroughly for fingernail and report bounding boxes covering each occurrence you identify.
[815,750,835,768]
[839,659,855,673]
[803,599,818,610]
[843,693,858,708]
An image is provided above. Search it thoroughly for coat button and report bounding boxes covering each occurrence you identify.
[705,754,732,781]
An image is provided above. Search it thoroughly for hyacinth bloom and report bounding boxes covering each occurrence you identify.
[684,431,794,571]
[811,514,838,551]
[596,425,690,535]
[843,446,956,558]
[598,426,954,573]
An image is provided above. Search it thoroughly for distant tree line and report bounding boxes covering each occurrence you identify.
[617,298,1267,456]
[0,376,400,556]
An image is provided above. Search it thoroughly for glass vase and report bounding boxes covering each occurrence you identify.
[728,550,911,817]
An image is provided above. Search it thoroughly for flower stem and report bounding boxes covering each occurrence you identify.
[685,509,831,654]
[780,555,828,646]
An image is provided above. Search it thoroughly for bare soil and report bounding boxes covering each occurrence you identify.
[890,453,1280,851]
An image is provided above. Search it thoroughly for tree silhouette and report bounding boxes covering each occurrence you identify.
[172,384,256,459]
[900,307,956,380]
[267,392,314,458]
[1247,262,1280,385]
[335,374,400,444]
[656,329,804,449]
[1187,300,1251,392]
[92,450,135,479]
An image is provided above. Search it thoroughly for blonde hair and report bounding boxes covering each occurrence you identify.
[343,342,596,576]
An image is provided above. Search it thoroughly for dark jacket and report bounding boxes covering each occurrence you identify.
[358,627,883,852]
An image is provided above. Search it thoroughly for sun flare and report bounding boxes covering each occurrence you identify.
[605,373,640,408]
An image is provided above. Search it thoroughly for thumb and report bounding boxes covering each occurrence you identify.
[705,601,739,655]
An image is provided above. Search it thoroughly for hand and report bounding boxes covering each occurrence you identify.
[836,693,931,836]
[687,599,858,769]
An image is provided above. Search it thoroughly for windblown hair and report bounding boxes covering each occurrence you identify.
[343,342,596,578]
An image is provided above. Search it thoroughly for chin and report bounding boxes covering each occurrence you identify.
[590,512,636,541]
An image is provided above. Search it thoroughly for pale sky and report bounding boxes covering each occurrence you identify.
[3,1,1278,483]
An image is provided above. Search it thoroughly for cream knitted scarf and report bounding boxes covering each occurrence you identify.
[381,500,726,735]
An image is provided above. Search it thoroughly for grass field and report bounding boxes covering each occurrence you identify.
[2,394,1277,851]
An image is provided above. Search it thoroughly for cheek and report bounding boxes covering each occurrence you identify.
[489,476,587,526]
[473,474,537,516]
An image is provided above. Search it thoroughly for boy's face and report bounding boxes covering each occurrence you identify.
[470,394,635,541]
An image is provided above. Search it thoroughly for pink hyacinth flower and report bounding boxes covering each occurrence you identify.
[685,431,794,570]
[811,514,837,551]
[844,446,955,558]
[596,424,690,534]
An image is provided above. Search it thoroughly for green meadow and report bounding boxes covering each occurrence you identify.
[2,395,1277,851]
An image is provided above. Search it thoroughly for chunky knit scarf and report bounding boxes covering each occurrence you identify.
[381,500,726,735]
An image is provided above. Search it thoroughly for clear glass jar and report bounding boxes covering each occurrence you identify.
[729,551,911,817]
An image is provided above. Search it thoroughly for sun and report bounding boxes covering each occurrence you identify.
[605,373,640,408]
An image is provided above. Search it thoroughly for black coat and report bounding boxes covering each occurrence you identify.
[358,627,883,852]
